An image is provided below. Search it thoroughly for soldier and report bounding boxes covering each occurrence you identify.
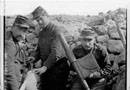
[30,6,70,90]
[71,30,112,89]
[5,15,30,90]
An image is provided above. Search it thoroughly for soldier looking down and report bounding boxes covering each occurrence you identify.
[30,6,70,90]
[5,15,30,90]
[71,29,112,89]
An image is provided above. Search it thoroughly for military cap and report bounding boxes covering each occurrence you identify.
[80,30,97,39]
[31,6,49,19]
[13,15,29,29]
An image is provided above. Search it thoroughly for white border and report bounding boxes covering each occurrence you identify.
[127,2,130,90]
[0,0,4,90]
[1,0,129,90]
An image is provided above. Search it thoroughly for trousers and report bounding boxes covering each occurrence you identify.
[40,58,70,90]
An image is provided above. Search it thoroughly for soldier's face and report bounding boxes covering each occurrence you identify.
[36,15,49,28]
[12,26,27,42]
[80,36,95,50]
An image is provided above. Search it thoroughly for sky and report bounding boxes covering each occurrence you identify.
[3,0,129,16]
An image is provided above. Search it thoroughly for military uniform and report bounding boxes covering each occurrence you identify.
[31,6,70,90]
[71,43,112,89]
[5,32,27,89]
[34,22,66,68]
[73,44,110,69]
[4,15,29,90]
[69,29,112,90]
[33,22,70,90]
[5,40,19,90]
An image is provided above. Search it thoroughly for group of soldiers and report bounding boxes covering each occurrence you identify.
[4,6,125,90]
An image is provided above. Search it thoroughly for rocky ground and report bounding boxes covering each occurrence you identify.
[5,8,126,90]
[5,8,126,64]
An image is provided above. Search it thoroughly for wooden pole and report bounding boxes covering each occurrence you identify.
[114,20,126,49]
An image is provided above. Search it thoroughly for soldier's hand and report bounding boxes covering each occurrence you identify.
[89,71,101,78]
[28,56,35,63]
[32,66,47,75]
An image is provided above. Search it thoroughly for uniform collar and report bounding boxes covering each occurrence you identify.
[42,22,52,32]
[81,45,93,54]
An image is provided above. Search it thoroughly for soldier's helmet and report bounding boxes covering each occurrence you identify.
[13,15,30,29]
[31,6,49,19]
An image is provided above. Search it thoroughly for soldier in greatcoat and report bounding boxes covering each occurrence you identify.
[5,15,30,90]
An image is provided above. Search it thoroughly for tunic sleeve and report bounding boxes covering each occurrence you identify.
[43,32,63,69]
[5,41,19,90]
